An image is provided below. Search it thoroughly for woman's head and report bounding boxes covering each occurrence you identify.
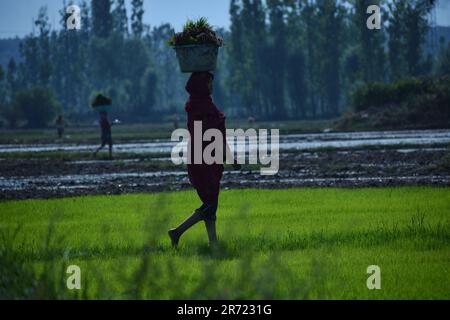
[186,72,214,97]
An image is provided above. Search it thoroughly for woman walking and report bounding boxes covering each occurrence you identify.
[91,94,113,159]
[168,72,238,247]
[93,111,113,159]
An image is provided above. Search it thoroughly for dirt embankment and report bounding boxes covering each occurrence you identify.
[1,146,449,200]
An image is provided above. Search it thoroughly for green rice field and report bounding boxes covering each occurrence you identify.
[1,187,449,299]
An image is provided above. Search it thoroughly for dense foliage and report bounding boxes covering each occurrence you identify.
[12,86,61,128]
[337,76,450,130]
[0,0,449,128]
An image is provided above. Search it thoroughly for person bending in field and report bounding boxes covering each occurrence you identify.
[93,111,113,159]
[168,72,240,247]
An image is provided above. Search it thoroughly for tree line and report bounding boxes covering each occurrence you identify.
[225,0,447,120]
[0,0,449,128]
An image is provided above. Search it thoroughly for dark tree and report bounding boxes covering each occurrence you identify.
[113,0,128,35]
[388,0,433,79]
[6,58,19,97]
[266,0,287,119]
[92,0,113,38]
[131,0,144,37]
[139,67,157,117]
[437,38,450,75]
[286,48,307,119]
[13,86,61,128]
[354,0,386,82]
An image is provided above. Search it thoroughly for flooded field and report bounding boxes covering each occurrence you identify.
[1,129,450,154]
[0,129,449,200]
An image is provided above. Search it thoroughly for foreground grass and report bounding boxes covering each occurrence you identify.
[0,187,449,299]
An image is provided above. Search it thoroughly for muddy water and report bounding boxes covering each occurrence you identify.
[0,129,449,200]
[1,129,449,154]
[281,129,450,150]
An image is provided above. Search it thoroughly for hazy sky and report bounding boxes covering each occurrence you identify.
[0,0,448,39]
[0,0,230,38]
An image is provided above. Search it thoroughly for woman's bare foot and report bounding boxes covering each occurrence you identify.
[168,229,180,247]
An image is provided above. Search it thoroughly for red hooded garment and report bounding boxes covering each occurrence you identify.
[185,72,225,205]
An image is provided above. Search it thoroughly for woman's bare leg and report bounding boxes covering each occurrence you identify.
[168,209,203,247]
[202,203,218,246]
[93,143,105,157]
[204,219,217,246]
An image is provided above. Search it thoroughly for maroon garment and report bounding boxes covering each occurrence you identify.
[99,113,111,134]
[185,72,225,205]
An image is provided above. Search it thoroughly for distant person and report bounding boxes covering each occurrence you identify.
[55,115,65,139]
[173,114,180,129]
[93,111,113,159]
[168,72,240,248]
[91,94,113,159]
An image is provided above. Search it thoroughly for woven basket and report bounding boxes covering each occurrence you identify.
[174,44,219,73]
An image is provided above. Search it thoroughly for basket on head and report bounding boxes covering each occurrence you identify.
[91,94,112,113]
[174,44,219,73]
